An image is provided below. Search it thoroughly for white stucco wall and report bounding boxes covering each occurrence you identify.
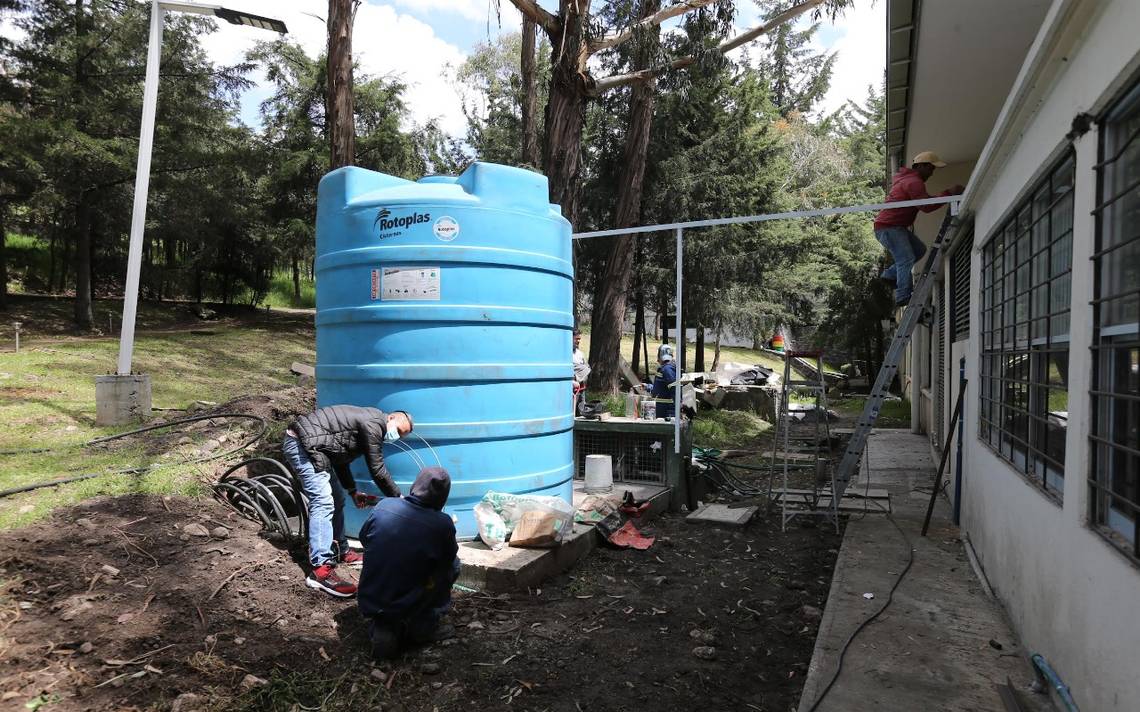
[956,1,1140,709]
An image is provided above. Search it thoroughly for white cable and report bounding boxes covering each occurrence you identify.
[389,439,428,470]
[412,432,444,467]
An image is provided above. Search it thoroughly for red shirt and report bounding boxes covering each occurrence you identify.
[874,167,953,230]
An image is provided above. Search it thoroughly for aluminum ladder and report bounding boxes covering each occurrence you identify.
[766,350,838,532]
[833,211,958,498]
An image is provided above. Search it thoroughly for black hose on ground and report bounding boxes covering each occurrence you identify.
[212,457,308,541]
[0,413,268,499]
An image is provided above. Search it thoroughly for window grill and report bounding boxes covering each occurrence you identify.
[1090,81,1140,561]
[936,287,946,447]
[951,229,974,341]
[979,153,1075,500]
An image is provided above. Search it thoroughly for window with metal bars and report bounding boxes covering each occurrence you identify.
[951,229,973,341]
[979,153,1075,500]
[1091,81,1140,561]
[936,288,946,446]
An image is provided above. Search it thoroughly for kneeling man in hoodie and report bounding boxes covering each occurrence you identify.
[357,466,460,659]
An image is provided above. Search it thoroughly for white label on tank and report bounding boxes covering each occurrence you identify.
[375,267,440,301]
[433,216,460,241]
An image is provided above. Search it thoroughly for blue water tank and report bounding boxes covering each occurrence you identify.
[314,162,574,539]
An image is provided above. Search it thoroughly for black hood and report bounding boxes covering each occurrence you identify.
[407,467,451,511]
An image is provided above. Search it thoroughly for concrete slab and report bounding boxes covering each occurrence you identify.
[457,482,670,592]
[686,502,757,526]
[798,430,1051,712]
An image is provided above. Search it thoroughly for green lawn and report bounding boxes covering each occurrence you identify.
[577,333,785,380]
[0,309,315,528]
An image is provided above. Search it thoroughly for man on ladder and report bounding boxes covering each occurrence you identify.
[874,151,963,306]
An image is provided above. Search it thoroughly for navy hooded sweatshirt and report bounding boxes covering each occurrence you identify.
[357,467,458,621]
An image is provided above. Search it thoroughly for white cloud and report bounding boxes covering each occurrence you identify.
[198,1,470,135]
[817,1,885,115]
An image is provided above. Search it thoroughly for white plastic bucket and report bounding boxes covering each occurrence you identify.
[583,454,614,493]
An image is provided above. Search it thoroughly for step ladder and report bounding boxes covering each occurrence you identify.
[765,350,839,532]
[833,210,959,498]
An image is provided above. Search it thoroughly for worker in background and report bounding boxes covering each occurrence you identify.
[874,151,964,306]
[572,328,590,415]
[359,466,460,659]
[282,406,414,597]
[651,344,677,419]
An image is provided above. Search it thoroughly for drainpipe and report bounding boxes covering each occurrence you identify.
[953,356,965,525]
[1030,654,1079,712]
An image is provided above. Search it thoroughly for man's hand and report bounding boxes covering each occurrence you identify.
[352,491,378,509]
[947,184,966,195]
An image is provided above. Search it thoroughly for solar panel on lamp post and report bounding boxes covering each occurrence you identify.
[98,1,286,426]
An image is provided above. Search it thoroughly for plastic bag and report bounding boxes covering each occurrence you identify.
[475,492,574,549]
[474,500,509,551]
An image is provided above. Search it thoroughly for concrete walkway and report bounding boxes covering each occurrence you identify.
[798,430,1050,712]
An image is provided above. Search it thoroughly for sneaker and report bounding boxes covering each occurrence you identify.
[370,624,400,660]
[305,564,357,598]
[340,548,364,567]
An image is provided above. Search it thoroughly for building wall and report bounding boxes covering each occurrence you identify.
[956,1,1140,709]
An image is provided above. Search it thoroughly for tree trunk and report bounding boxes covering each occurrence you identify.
[711,322,723,373]
[327,0,356,169]
[292,250,301,301]
[520,18,540,167]
[695,324,705,372]
[73,192,93,330]
[632,294,643,376]
[0,206,8,310]
[584,0,660,394]
[542,2,587,224]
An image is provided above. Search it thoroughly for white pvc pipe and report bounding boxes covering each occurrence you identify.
[116,0,165,376]
[674,227,682,455]
[572,194,962,239]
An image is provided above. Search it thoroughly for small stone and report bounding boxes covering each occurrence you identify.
[370,668,388,682]
[689,629,716,645]
[419,662,442,675]
[101,564,120,577]
[217,435,228,444]
[171,692,203,712]
[177,436,192,445]
[466,621,485,630]
[76,518,95,529]
[651,576,668,586]
[235,637,245,645]
[210,526,230,539]
[440,638,459,647]
[801,605,823,622]
[18,504,34,514]
[79,642,94,654]
[431,681,443,690]
[204,439,221,451]
[65,425,78,432]
[183,523,210,537]
[692,646,717,661]
[241,674,268,689]
[180,534,190,542]
[988,639,1003,651]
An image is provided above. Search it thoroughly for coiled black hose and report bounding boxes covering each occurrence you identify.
[212,457,308,541]
[0,413,268,499]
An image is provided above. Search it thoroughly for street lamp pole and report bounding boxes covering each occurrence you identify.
[98,1,286,425]
[116,0,165,376]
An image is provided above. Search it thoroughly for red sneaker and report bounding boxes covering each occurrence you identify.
[340,549,364,568]
[305,564,357,598]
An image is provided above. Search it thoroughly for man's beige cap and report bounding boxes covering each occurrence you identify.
[912,151,947,167]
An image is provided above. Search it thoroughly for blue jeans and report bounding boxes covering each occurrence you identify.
[875,226,927,303]
[282,435,347,567]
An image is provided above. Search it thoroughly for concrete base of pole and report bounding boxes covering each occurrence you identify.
[95,374,152,426]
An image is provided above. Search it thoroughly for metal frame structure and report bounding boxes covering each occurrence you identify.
[572,194,963,455]
[116,1,286,377]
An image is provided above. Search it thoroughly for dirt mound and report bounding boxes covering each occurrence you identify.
[0,491,842,712]
[0,494,365,712]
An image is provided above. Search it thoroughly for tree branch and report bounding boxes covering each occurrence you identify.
[504,0,560,37]
[587,0,716,55]
[593,0,828,94]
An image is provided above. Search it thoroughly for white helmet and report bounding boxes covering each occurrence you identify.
[658,344,675,363]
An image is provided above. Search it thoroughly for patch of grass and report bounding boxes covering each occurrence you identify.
[691,408,771,450]
[260,272,316,310]
[0,315,315,529]
[832,396,911,428]
[5,233,52,294]
[224,669,389,712]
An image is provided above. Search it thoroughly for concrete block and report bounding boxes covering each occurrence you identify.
[686,502,757,526]
[95,374,152,426]
[457,524,598,592]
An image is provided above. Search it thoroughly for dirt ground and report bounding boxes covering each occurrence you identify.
[0,489,842,712]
